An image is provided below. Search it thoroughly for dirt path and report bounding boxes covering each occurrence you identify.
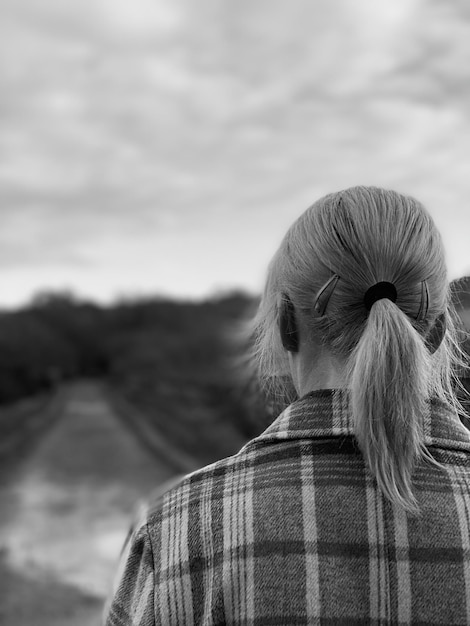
[0,381,185,626]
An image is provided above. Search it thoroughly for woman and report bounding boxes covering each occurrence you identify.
[104,186,470,625]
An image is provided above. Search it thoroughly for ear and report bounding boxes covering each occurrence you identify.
[279,295,299,353]
[425,313,446,355]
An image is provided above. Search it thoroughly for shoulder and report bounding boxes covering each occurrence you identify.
[144,447,256,530]
[103,515,156,624]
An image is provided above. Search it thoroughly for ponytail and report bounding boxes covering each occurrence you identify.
[349,298,431,513]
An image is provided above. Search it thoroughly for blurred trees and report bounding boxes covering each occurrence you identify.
[0,290,267,453]
[0,277,468,452]
[31,291,108,378]
[103,292,269,458]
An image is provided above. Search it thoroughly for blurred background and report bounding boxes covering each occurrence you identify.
[1,0,470,624]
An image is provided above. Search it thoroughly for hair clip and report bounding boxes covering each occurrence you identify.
[314,274,340,317]
[416,280,429,322]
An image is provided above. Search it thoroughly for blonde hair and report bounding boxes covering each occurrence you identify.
[249,186,466,512]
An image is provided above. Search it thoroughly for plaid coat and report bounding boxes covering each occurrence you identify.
[104,389,470,625]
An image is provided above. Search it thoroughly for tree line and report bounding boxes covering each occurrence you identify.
[0,291,269,449]
[0,278,468,449]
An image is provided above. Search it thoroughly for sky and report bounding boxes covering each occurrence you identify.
[1,0,470,307]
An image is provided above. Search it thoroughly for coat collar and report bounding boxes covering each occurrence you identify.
[247,389,470,452]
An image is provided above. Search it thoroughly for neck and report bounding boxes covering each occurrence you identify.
[288,344,348,397]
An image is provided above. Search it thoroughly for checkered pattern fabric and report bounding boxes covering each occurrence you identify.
[103,389,470,625]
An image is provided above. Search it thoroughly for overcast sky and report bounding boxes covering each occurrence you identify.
[1,0,470,307]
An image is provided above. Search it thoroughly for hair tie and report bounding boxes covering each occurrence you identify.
[314,276,428,319]
[363,282,397,311]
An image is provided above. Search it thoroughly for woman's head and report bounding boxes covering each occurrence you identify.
[255,186,447,377]
[249,185,463,512]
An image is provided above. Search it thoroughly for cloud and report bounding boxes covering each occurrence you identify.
[0,0,469,305]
